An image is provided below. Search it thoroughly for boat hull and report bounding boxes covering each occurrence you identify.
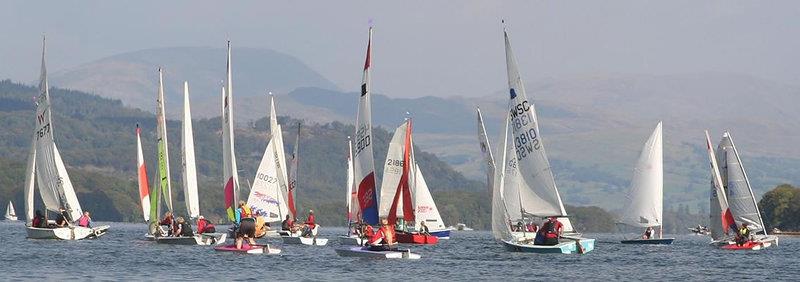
[621,238,675,245]
[281,236,328,246]
[214,243,281,254]
[5,216,18,221]
[338,235,367,246]
[335,246,421,259]
[396,232,438,245]
[26,225,109,240]
[721,241,768,251]
[155,233,227,245]
[429,229,451,239]
[502,238,595,254]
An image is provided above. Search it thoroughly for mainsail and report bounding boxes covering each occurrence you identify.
[34,37,82,221]
[346,138,357,222]
[705,131,737,240]
[386,120,414,225]
[136,125,151,222]
[353,27,379,225]
[181,82,200,218]
[287,123,300,219]
[476,108,496,196]
[6,202,17,218]
[24,135,36,224]
[379,122,409,219]
[155,68,173,213]
[718,132,765,233]
[491,115,513,241]
[617,122,663,228]
[269,96,290,216]
[247,96,290,222]
[222,41,241,222]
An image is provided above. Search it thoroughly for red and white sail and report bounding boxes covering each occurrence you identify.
[136,124,151,222]
[353,27,379,225]
[705,130,737,238]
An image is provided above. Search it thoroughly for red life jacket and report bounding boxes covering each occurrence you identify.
[364,225,375,237]
[305,214,316,228]
[543,220,562,239]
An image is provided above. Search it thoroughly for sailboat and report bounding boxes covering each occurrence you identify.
[5,202,18,221]
[488,24,594,254]
[154,81,226,245]
[335,27,420,259]
[25,37,109,240]
[705,130,777,250]
[617,122,674,244]
[280,122,328,246]
[339,138,369,246]
[379,118,449,244]
[248,96,290,229]
[214,41,279,254]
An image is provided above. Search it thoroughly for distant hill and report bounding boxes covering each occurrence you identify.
[0,80,486,227]
[50,47,339,119]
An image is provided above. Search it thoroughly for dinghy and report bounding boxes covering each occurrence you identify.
[705,131,777,249]
[617,122,674,245]
[486,25,594,254]
[215,42,279,254]
[5,201,18,221]
[335,246,421,260]
[143,68,176,240]
[24,38,109,240]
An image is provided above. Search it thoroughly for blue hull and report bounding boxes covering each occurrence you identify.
[502,238,595,254]
[620,238,675,245]
[429,230,451,239]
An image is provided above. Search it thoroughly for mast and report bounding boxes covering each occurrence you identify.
[155,68,173,213]
[181,82,199,218]
[353,27,379,225]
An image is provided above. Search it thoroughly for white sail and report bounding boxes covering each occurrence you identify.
[222,41,241,222]
[477,108,495,196]
[346,139,357,221]
[269,96,290,216]
[6,202,17,220]
[718,132,765,232]
[705,131,735,241]
[503,29,566,218]
[248,139,289,222]
[412,164,445,231]
[24,136,36,224]
[618,122,663,228]
[379,121,409,218]
[136,125,151,222]
[181,81,200,218]
[352,27,379,225]
[491,114,513,241]
[156,68,173,212]
[54,145,82,221]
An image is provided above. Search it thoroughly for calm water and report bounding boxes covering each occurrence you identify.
[1,221,797,280]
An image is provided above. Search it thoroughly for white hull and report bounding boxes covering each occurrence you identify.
[335,246,421,259]
[26,225,109,240]
[155,233,227,245]
[5,216,18,221]
[281,236,328,246]
[338,235,367,246]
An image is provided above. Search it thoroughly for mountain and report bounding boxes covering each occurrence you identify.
[0,80,486,227]
[49,47,339,119]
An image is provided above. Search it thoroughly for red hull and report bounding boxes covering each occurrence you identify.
[396,232,438,245]
[721,241,762,250]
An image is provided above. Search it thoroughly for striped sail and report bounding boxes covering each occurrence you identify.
[353,27,379,225]
[181,82,199,218]
[155,68,173,213]
[136,125,151,222]
[222,41,241,222]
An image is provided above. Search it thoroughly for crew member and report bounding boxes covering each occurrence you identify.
[235,201,257,249]
[174,217,193,237]
[301,210,316,237]
[736,223,751,246]
[536,217,563,246]
[159,211,175,235]
[77,211,92,228]
[419,221,431,236]
[196,215,216,234]
[281,215,294,231]
[368,218,397,251]
[54,208,69,227]
[32,210,45,228]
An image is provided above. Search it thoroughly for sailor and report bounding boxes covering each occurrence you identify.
[235,201,257,249]
[361,222,375,239]
[281,214,294,231]
[254,216,270,238]
[54,207,69,227]
[301,210,316,237]
[77,211,92,228]
[174,217,193,237]
[32,210,45,228]
[536,217,563,246]
[642,226,654,239]
[419,221,431,236]
[196,215,216,234]
[736,223,751,246]
[515,221,524,232]
[526,222,538,232]
[159,211,175,235]
[368,218,397,251]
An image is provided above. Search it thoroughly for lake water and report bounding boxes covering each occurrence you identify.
[1,221,797,280]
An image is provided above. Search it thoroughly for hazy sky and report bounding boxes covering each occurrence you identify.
[2,1,799,98]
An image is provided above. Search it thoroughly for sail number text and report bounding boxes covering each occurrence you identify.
[509,100,541,159]
[355,125,371,155]
[36,123,51,139]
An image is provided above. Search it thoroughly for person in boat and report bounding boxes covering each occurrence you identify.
[535,217,563,246]
[77,211,92,228]
[526,222,538,232]
[368,218,397,251]
[54,208,69,228]
[254,216,270,238]
[235,201,257,249]
[32,210,46,228]
[159,211,175,236]
[419,221,431,236]
[361,222,375,240]
[642,226,654,239]
[281,214,294,232]
[515,221,524,232]
[736,223,751,246]
[300,210,316,237]
[173,217,193,237]
[196,215,216,234]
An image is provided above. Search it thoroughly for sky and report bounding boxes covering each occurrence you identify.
[1,0,799,98]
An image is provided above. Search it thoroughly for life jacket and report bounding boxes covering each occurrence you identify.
[382,226,396,244]
[197,219,208,233]
[305,214,316,229]
[240,206,252,219]
[739,227,750,237]
[364,225,375,238]
[78,215,90,227]
[543,220,560,239]
[32,216,42,228]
